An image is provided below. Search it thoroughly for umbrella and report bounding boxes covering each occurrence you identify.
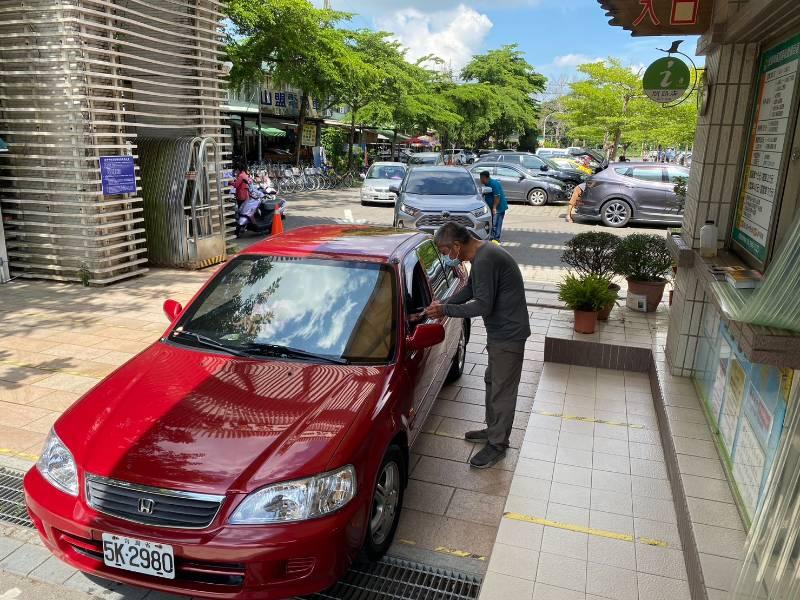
[407,135,436,146]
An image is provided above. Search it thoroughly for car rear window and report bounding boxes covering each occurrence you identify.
[405,171,477,195]
[631,167,664,182]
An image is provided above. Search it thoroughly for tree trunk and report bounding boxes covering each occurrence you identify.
[347,110,357,169]
[295,93,309,166]
[610,96,631,161]
[391,129,397,161]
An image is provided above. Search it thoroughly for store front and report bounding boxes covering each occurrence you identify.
[600,0,800,595]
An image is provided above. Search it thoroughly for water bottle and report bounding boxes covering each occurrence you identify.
[700,220,718,258]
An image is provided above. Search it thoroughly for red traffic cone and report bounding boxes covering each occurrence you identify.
[271,210,284,236]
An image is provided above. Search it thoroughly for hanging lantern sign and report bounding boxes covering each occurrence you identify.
[643,56,691,103]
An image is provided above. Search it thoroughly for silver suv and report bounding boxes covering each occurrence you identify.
[392,166,493,239]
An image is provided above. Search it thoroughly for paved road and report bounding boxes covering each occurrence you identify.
[241,188,672,284]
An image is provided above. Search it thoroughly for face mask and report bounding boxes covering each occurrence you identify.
[442,245,462,268]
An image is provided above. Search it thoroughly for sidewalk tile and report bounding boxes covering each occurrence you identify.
[520,442,557,462]
[687,497,745,530]
[510,475,551,502]
[556,447,593,469]
[591,470,631,492]
[698,553,741,592]
[637,572,692,600]
[632,495,678,523]
[546,502,590,527]
[590,510,634,536]
[541,527,588,560]
[412,432,473,462]
[682,474,736,502]
[592,452,630,474]
[630,475,673,500]
[29,554,77,584]
[488,543,539,580]
[0,542,51,576]
[634,518,683,550]
[586,562,638,600]
[446,489,505,526]
[515,458,555,480]
[587,536,636,570]
[504,495,548,518]
[636,544,688,580]
[402,480,454,515]
[677,453,727,480]
[628,441,664,461]
[692,523,747,560]
[479,572,534,600]
[630,457,668,479]
[553,463,592,487]
[532,582,585,600]
[536,552,586,593]
[557,432,594,452]
[549,481,591,509]
[496,517,544,551]
[591,489,633,516]
[0,537,24,561]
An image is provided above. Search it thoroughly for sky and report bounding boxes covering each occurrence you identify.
[314,0,702,96]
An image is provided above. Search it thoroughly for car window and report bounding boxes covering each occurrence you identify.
[405,170,477,195]
[496,166,521,178]
[630,167,664,183]
[615,167,632,176]
[416,241,450,297]
[666,167,689,183]
[470,165,490,176]
[404,254,432,327]
[522,156,544,169]
[367,165,405,180]
[178,256,397,363]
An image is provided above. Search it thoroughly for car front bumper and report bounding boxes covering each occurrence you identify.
[24,468,368,600]
[360,189,396,205]
[395,210,492,239]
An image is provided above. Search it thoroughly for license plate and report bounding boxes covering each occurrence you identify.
[101,533,175,579]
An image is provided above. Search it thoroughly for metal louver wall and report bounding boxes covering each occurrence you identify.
[0,0,231,285]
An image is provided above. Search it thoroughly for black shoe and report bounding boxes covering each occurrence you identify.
[470,444,506,469]
[464,429,489,442]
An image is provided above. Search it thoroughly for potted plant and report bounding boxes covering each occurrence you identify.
[558,275,618,334]
[561,232,621,320]
[614,234,673,312]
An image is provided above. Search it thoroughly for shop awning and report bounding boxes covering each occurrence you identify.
[244,123,287,137]
[376,129,410,141]
[597,0,714,36]
[0,137,7,153]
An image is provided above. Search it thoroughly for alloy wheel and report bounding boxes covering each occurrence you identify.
[565,182,576,196]
[603,201,630,227]
[370,461,400,546]
[456,332,466,372]
[528,188,547,206]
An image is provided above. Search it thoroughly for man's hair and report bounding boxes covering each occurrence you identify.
[480,170,491,179]
[434,222,473,246]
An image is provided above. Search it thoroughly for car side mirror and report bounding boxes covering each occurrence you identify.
[407,323,445,350]
[359,173,366,180]
[163,299,183,322]
[481,186,493,195]
[389,183,401,194]
[518,174,526,181]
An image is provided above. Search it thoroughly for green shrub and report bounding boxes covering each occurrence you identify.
[561,232,621,281]
[614,234,672,282]
[558,275,618,312]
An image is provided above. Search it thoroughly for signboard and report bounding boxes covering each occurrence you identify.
[597,0,713,36]
[301,124,316,147]
[99,156,136,196]
[732,34,800,265]
[643,57,691,103]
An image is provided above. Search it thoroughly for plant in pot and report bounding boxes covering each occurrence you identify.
[613,234,673,312]
[558,275,618,334]
[561,232,621,320]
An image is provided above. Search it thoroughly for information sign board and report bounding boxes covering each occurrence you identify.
[99,156,136,196]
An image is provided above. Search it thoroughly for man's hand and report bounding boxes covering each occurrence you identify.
[424,301,445,319]
[492,208,497,216]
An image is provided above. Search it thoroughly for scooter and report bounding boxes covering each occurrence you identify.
[235,185,287,237]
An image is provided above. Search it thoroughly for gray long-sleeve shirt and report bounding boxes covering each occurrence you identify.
[443,243,531,342]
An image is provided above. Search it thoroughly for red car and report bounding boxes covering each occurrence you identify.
[24,225,468,599]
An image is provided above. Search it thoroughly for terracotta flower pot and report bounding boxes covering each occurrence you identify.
[627,278,667,312]
[598,283,620,321]
[574,309,599,334]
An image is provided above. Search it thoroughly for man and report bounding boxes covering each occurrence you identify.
[479,170,508,242]
[566,182,585,223]
[424,222,530,468]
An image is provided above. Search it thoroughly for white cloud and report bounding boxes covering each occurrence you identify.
[375,5,493,73]
[552,54,603,68]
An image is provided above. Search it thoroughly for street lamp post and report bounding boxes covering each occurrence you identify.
[542,112,557,147]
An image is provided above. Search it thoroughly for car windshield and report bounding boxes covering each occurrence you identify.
[367,165,405,180]
[175,256,397,363]
[405,171,476,195]
[540,157,561,170]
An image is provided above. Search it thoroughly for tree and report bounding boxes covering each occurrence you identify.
[227,0,352,164]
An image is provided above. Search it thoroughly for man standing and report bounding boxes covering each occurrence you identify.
[425,222,530,468]
[479,170,508,242]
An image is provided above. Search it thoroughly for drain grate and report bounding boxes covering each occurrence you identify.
[0,467,33,528]
[0,468,482,599]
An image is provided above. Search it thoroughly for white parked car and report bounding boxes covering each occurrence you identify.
[360,162,407,206]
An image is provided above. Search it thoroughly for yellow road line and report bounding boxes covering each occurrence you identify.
[503,512,668,548]
[533,410,645,429]
[434,546,487,561]
[0,358,100,380]
[0,447,39,461]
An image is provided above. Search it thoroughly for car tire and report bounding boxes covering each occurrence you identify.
[600,199,632,227]
[565,182,577,196]
[363,445,405,561]
[446,326,467,383]
[527,188,548,206]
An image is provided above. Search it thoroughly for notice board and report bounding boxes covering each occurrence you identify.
[99,155,137,196]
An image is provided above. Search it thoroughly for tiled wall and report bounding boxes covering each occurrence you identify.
[666,42,759,376]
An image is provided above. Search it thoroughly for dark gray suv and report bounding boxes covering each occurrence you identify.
[576,163,689,227]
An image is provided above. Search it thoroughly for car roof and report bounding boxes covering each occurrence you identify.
[412,152,441,156]
[610,161,687,168]
[408,165,470,173]
[240,225,427,262]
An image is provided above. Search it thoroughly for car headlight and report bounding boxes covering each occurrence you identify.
[471,205,489,217]
[37,430,78,496]
[399,202,421,217]
[229,465,356,524]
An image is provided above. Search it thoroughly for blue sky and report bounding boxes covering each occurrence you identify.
[316,0,702,94]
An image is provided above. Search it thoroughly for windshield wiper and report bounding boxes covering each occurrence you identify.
[242,343,349,365]
[171,330,252,358]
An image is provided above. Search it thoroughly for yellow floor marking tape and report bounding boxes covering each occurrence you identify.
[533,410,645,429]
[434,546,487,561]
[503,512,668,548]
[0,358,100,380]
[0,448,39,461]
[398,539,417,546]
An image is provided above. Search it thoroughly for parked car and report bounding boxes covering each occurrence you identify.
[469,163,568,206]
[442,148,467,164]
[477,151,586,195]
[361,162,407,206]
[408,152,444,165]
[535,148,567,158]
[463,150,477,164]
[576,162,689,227]
[392,166,493,239]
[24,225,468,600]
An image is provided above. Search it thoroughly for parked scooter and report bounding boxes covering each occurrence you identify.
[235,183,287,237]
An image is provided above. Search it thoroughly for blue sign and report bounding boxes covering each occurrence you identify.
[99,155,136,195]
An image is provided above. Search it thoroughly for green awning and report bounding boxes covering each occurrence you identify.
[376,129,410,141]
[0,137,7,153]
[244,123,287,137]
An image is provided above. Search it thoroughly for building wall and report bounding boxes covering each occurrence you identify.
[0,0,229,285]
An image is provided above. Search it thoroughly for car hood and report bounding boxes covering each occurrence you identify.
[402,193,484,212]
[58,343,390,495]
[364,178,401,190]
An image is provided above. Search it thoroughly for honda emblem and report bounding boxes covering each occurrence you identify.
[138,498,155,515]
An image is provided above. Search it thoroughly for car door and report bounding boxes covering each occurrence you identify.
[494,165,525,202]
[625,166,668,220]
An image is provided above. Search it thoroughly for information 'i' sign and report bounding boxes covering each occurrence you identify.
[643,56,691,103]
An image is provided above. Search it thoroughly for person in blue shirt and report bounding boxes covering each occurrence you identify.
[479,171,508,241]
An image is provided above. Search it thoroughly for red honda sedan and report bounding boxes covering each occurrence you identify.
[24,225,468,599]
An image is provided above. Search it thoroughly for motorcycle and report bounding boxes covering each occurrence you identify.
[235,183,287,237]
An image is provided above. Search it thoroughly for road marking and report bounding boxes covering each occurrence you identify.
[533,410,645,429]
[0,448,39,461]
[434,546,487,561]
[503,512,668,548]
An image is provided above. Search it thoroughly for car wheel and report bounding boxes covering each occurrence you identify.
[601,199,632,227]
[363,445,405,561]
[527,188,548,206]
[565,182,577,196]
[446,326,467,383]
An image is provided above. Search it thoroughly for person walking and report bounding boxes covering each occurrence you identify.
[232,165,252,207]
[424,222,531,468]
[566,182,585,223]
[479,170,508,242]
